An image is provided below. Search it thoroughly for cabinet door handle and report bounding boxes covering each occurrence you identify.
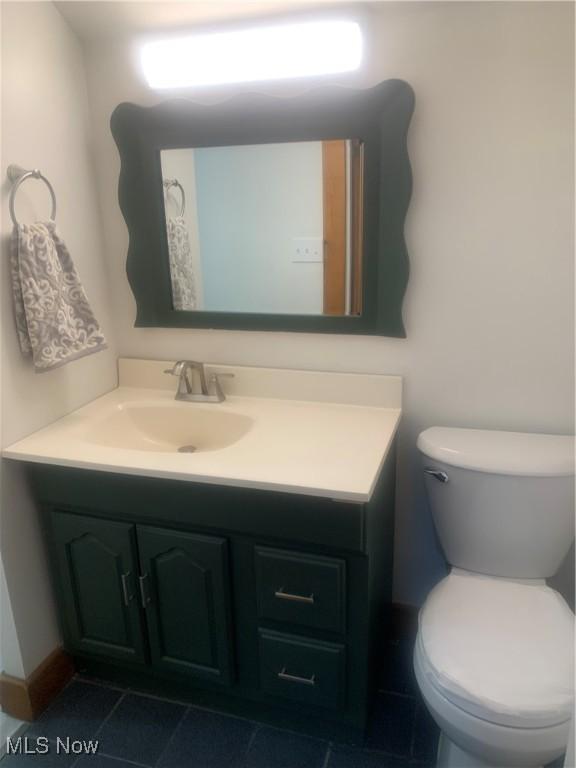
[139,574,151,608]
[121,572,134,607]
[278,668,316,686]
[274,587,315,605]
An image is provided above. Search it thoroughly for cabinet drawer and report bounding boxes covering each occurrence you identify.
[255,547,346,633]
[259,629,345,710]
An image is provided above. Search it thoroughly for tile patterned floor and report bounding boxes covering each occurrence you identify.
[1,637,566,767]
[1,636,438,768]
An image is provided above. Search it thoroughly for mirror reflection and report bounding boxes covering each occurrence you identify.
[160,140,363,316]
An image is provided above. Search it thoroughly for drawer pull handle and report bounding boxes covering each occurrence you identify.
[278,668,316,686]
[121,572,134,607]
[274,587,315,605]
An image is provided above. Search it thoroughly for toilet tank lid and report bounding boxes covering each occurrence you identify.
[417,427,574,476]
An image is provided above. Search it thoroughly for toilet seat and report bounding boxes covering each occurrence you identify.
[418,571,574,729]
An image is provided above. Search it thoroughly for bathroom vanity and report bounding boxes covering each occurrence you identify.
[4,361,401,740]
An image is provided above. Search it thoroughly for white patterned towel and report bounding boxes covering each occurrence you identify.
[167,216,197,311]
[10,221,107,373]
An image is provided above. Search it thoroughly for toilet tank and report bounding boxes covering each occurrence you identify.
[417,427,575,579]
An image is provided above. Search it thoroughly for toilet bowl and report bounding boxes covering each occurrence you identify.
[415,428,575,768]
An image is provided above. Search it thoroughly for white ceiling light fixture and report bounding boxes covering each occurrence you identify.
[140,20,363,89]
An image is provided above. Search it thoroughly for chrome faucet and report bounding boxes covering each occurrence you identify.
[164,361,233,403]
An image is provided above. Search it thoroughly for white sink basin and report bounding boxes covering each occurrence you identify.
[83,403,254,453]
[3,373,402,501]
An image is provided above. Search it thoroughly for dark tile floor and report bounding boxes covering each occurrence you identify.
[1,636,438,768]
[2,631,568,768]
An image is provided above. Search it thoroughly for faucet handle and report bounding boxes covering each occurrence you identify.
[209,372,235,402]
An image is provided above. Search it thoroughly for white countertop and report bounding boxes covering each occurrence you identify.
[3,387,400,502]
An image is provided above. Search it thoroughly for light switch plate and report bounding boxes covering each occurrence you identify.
[292,237,323,263]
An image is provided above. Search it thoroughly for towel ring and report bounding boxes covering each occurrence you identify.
[8,165,57,227]
[163,178,186,217]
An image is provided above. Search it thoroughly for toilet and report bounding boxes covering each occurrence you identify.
[415,427,575,768]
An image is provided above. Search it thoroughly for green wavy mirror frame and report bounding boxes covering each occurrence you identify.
[111,80,414,336]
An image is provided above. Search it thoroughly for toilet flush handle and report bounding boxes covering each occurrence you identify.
[424,468,449,483]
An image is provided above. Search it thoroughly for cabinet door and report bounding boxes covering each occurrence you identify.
[50,511,146,663]
[137,526,234,685]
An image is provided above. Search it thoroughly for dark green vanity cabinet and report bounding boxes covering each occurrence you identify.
[50,514,233,685]
[30,443,396,742]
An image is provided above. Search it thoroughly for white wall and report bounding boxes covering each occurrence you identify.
[0,1,118,675]
[85,1,574,606]
[192,142,323,314]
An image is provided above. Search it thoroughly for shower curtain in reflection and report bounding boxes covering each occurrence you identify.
[167,216,197,311]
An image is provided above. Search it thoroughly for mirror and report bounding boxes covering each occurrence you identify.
[111,80,414,336]
[160,140,363,316]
